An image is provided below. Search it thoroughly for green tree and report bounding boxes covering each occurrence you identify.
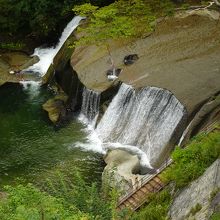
[73,0,174,46]
[0,0,115,46]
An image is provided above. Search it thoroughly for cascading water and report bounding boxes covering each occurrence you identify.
[75,87,104,154]
[25,16,83,76]
[96,83,186,167]
[79,87,100,126]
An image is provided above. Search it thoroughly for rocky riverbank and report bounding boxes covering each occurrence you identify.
[0,52,40,86]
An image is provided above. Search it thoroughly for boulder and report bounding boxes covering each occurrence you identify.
[102,149,141,193]
[0,52,40,86]
[42,93,68,124]
[19,55,39,70]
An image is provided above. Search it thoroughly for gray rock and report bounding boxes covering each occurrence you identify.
[20,55,39,70]
[71,9,220,116]
[169,159,220,220]
[102,149,141,193]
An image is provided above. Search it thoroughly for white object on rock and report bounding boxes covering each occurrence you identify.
[107,75,118,81]
[9,70,15,75]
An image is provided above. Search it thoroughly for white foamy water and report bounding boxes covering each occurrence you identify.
[25,16,83,76]
[73,87,104,154]
[79,87,100,127]
[71,83,185,171]
[178,119,193,146]
[20,80,41,99]
[74,128,105,155]
[103,142,153,168]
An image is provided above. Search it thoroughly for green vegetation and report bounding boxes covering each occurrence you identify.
[0,184,84,220]
[132,131,220,219]
[210,187,220,200]
[131,190,172,220]
[0,0,115,45]
[163,131,220,188]
[0,171,123,220]
[189,203,202,216]
[73,0,174,46]
[0,42,26,50]
[211,212,220,220]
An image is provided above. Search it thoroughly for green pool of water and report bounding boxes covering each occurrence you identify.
[0,83,104,188]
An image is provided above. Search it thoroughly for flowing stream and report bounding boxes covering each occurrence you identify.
[25,16,83,76]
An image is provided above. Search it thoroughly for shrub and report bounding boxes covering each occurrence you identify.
[0,184,87,220]
[0,171,123,220]
[211,212,220,220]
[163,132,220,188]
[73,0,174,46]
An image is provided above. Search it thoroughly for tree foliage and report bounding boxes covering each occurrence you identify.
[0,0,115,44]
[73,0,174,46]
[0,171,123,220]
[0,184,86,220]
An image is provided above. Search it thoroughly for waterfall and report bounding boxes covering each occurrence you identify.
[79,87,100,127]
[96,83,185,166]
[25,16,83,76]
[74,87,103,154]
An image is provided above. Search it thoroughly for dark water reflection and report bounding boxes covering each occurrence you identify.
[0,83,104,188]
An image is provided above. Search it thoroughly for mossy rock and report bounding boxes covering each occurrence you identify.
[42,93,68,124]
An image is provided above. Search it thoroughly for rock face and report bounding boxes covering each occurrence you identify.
[42,93,68,124]
[43,30,85,114]
[0,52,40,86]
[71,9,220,117]
[42,34,77,84]
[169,159,220,220]
[179,94,220,146]
[102,149,141,193]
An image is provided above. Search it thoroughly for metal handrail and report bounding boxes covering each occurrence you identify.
[118,158,173,205]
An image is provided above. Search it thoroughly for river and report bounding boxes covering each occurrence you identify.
[0,83,104,189]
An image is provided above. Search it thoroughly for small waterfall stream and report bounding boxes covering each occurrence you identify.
[79,87,100,127]
[75,87,103,154]
[25,16,83,76]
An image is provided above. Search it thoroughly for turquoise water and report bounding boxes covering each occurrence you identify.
[0,83,104,188]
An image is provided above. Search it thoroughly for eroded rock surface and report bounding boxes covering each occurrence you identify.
[71,9,220,116]
[0,52,40,86]
[169,159,220,220]
[42,93,68,124]
[102,149,141,193]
